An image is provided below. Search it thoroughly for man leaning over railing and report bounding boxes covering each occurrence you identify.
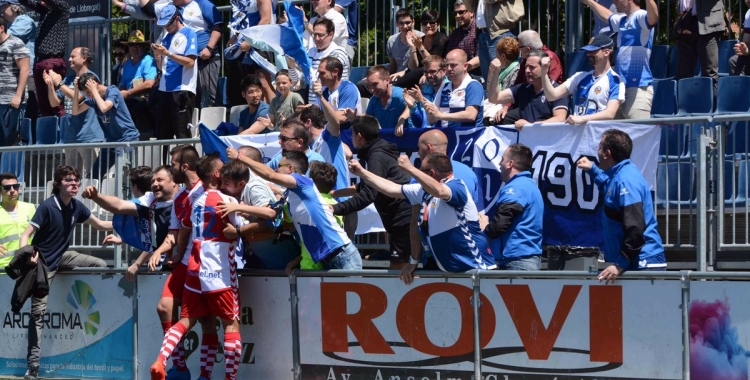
[577,129,667,284]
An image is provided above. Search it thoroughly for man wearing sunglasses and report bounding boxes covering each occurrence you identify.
[0,172,35,269]
[266,119,325,172]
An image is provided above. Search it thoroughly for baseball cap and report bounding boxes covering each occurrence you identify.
[0,0,21,7]
[156,4,179,26]
[581,34,614,52]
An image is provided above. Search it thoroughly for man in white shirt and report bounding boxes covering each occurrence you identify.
[307,17,350,106]
[302,0,348,52]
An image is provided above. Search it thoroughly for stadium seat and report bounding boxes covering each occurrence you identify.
[199,107,226,130]
[676,77,714,115]
[58,115,69,143]
[19,118,32,145]
[35,116,58,145]
[651,79,677,117]
[659,124,686,157]
[726,121,749,158]
[650,45,670,79]
[656,161,695,208]
[349,66,371,84]
[0,151,25,183]
[668,46,701,78]
[360,97,369,112]
[736,160,750,207]
[718,40,738,77]
[217,77,229,106]
[192,107,199,127]
[229,105,248,126]
[716,76,750,114]
[565,51,593,78]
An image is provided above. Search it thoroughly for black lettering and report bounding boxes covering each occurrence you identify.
[240,307,253,325]
[240,342,256,364]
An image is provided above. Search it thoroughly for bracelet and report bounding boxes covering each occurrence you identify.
[409,256,420,265]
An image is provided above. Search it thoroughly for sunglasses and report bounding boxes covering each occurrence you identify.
[422,21,438,26]
[2,184,20,191]
[279,135,299,143]
[454,10,467,15]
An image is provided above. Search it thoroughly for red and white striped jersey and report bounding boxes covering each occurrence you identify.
[183,189,242,294]
[169,181,205,266]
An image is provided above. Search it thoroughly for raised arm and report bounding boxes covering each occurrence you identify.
[644,0,658,28]
[347,159,405,199]
[227,148,298,189]
[397,155,452,200]
[581,0,614,22]
[85,215,114,231]
[82,186,138,216]
[541,57,570,101]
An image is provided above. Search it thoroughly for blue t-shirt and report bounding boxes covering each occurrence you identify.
[402,178,495,272]
[311,129,349,195]
[432,76,484,129]
[366,86,413,129]
[60,72,104,144]
[120,54,158,90]
[609,10,654,88]
[563,68,625,116]
[30,195,92,272]
[267,149,326,171]
[590,160,665,270]
[322,81,361,130]
[239,102,270,133]
[286,174,352,262]
[84,86,140,142]
[8,15,35,66]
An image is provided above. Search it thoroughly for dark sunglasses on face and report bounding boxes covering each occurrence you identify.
[279,135,299,143]
[422,21,437,26]
[454,10,467,15]
[2,184,20,191]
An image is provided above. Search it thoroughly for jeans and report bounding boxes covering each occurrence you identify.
[498,255,541,271]
[478,30,515,80]
[28,251,106,368]
[324,243,362,270]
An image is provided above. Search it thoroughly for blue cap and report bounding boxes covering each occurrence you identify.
[0,0,21,7]
[581,34,614,52]
[156,4,179,26]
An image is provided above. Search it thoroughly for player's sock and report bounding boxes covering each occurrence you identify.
[157,323,188,367]
[199,332,219,378]
[161,320,187,370]
[223,332,241,380]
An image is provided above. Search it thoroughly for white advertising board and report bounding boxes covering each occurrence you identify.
[297,277,683,380]
[136,274,293,379]
[0,273,134,378]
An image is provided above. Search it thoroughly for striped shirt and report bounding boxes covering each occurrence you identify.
[308,42,350,105]
[563,68,625,116]
[609,10,654,88]
[432,75,484,128]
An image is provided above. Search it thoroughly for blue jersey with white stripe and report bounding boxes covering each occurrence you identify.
[563,68,625,116]
[609,10,654,88]
[590,160,665,270]
[311,129,350,195]
[402,178,494,272]
[432,76,484,129]
[160,28,198,93]
[286,174,351,262]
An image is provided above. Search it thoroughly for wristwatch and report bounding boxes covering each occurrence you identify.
[54,82,62,90]
[409,256,420,265]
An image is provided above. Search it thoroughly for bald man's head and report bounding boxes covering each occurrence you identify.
[446,49,468,64]
[445,49,469,82]
[417,129,449,159]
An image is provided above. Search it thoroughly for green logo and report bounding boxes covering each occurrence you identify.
[66,280,100,335]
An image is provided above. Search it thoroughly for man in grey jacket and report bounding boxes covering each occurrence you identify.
[674,0,725,92]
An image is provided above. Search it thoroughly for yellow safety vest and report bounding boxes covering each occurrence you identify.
[0,201,36,252]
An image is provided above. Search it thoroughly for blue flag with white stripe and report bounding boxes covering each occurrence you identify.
[238,1,312,84]
[199,124,230,162]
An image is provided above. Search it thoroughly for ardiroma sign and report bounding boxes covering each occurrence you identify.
[298,278,683,380]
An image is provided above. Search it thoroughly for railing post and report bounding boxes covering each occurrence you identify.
[715,122,725,266]
[680,270,691,380]
[471,271,482,380]
[113,146,133,269]
[290,272,301,380]
[132,272,139,379]
[696,133,710,272]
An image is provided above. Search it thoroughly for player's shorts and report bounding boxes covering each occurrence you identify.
[161,263,187,299]
[388,229,412,264]
[180,288,240,321]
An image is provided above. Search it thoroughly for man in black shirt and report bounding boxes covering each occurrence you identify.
[18,165,112,380]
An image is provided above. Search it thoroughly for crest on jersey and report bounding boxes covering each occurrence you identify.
[594,86,602,95]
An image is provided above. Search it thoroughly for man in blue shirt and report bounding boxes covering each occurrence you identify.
[364,65,411,134]
[582,0,658,119]
[577,129,666,283]
[316,56,360,130]
[238,75,271,135]
[423,49,484,129]
[266,119,326,171]
[405,55,448,129]
[349,153,495,284]
[540,34,625,125]
[479,144,543,270]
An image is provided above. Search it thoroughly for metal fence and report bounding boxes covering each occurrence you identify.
[7,115,750,270]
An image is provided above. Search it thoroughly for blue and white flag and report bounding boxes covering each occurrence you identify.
[237,1,312,84]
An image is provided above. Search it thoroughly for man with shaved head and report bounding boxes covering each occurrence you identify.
[418,49,484,129]
[417,129,481,208]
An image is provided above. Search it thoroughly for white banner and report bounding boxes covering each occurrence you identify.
[0,274,134,378]
[297,277,682,379]
[136,275,293,379]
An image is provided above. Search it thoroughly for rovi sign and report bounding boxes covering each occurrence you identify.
[320,282,623,364]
